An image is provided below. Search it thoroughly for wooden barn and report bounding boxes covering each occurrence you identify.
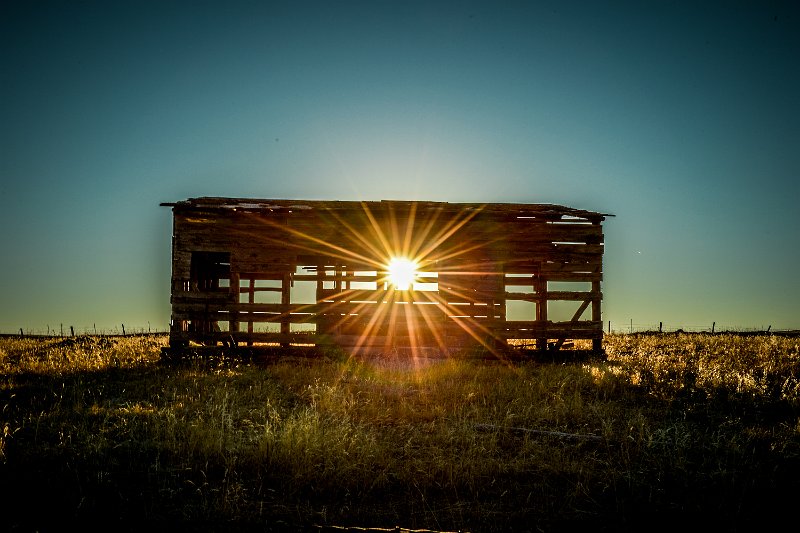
[161,197,611,355]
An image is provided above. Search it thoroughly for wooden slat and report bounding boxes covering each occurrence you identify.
[540,262,601,273]
[497,320,603,329]
[171,293,234,305]
[544,290,601,301]
[544,272,602,282]
[496,321,603,339]
[174,301,447,318]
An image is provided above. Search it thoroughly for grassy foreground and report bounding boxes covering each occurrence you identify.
[1,334,799,532]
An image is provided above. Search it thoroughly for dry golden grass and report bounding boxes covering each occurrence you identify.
[1,333,798,532]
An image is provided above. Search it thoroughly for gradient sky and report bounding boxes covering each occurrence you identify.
[2,0,798,333]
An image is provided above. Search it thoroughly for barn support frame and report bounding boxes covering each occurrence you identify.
[161,198,611,357]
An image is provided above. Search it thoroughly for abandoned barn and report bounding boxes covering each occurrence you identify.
[161,197,611,354]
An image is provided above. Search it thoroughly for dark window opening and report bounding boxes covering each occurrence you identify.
[190,252,231,292]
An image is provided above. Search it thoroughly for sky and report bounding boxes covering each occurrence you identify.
[1,0,798,334]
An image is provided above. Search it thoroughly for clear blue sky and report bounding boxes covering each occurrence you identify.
[2,0,798,333]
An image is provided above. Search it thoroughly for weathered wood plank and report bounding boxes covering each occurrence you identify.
[545,291,602,301]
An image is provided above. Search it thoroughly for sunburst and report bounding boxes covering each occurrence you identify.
[239,201,513,363]
[386,257,418,291]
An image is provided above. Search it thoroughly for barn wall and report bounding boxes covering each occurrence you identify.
[164,198,608,352]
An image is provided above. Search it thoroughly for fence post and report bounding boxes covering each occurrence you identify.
[659,321,663,333]
[70,326,74,337]
[712,322,715,334]
[122,324,126,336]
[19,328,23,337]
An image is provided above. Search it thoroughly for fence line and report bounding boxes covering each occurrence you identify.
[3,322,797,338]
[1,324,169,338]
[604,320,796,335]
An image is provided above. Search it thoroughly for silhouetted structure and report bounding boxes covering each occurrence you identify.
[161,198,611,355]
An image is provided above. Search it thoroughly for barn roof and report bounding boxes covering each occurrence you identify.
[161,197,613,221]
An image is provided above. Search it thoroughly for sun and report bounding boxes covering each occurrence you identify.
[387,257,418,291]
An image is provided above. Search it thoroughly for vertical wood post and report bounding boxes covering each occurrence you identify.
[495,270,506,351]
[230,272,240,340]
[71,326,75,337]
[659,322,663,333]
[712,321,715,333]
[591,278,602,351]
[281,271,291,347]
[315,261,329,341]
[247,277,255,346]
[536,275,547,351]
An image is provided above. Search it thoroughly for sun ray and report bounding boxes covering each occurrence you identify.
[387,204,402,258]
[360,202,396,261]
[415,205,485,262]
[426,238,503,266]
[231,202,521,359]
[405,206,444,266]
[422,290,510,360]
[401,202,418,258]
[349,302,387,357]
[242,215,381,270]
[413,292,451,355]
[323,288,391,332]
[326,209,393,268]
[402,300,422,363]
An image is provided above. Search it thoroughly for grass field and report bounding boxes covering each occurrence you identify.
[1,333,798,532]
